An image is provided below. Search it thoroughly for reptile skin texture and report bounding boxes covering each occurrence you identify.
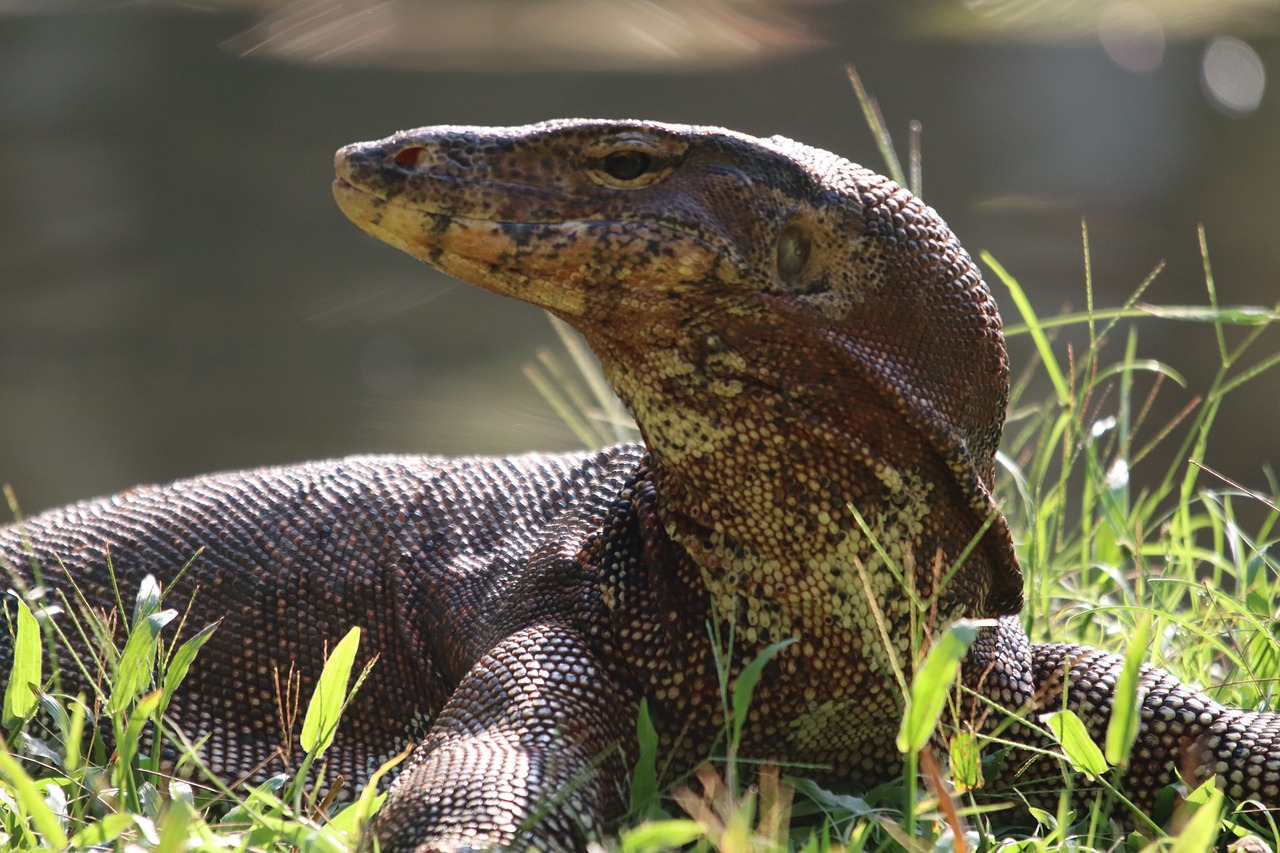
[2,121,1279,851]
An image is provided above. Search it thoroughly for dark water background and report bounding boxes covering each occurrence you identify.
[0,1,1276,520]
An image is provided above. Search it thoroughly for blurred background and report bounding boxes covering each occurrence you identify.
[0,0,1276,517]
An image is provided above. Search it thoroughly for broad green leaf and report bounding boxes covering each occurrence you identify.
[619,819,706,852]
[41,782,67,828]
[154,796,193,853]
[36,692,71,743]
[301,626,361,755]
[3,598,42,729]
[731,638,796,742]
[69,811,134,848]
[629,698,660,816]
[788,777,874,818]
[327,792,383,837]
[134,805,162,843]
[169,778,195,805]
[1105,617,1150,767]
[897,620,979,754]
[20,735,62,768]
[109,609,177,718]
[1045,710,1108,779]
[1169,780,1224,853]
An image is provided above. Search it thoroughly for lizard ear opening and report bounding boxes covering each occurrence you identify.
[776,221,811,282]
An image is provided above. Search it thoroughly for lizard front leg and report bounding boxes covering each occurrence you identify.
[372,623,635,852]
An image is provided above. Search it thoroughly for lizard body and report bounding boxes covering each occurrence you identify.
[3,120,1279,851]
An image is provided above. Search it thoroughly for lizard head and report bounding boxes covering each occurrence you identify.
[335,120,1020,613]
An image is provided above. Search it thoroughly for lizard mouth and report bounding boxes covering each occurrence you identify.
[331,172,736,323]
[332,172,741,286]
[333,172,550,241]
[331,175,381,210]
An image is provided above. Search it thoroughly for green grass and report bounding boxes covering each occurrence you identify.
[0,569,388,851]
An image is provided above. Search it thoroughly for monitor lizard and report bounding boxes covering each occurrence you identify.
[2,119,1278,852]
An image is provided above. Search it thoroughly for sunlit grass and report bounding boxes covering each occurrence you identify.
[0,568,388,852]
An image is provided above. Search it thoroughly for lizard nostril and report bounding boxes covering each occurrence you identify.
[393,146,428,169]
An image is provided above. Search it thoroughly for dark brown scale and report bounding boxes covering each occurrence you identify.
[3,121,1280,852]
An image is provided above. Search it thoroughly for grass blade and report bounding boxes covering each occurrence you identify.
[845,65,906,187]
[2,597,41,729]
[159,621,219,718]
[897,620,979,754]
[1045,710,1108,780]
[630,698,660,817]
[1105,616,1150,767]
[300,625,361,756]
[108,608,176,718]
[117,689,164,811]
[347,742,412,848]
[0,735,68,848]
[119,689,164,773]
[983,251,1070,404]
[1170,779,1225,853]
[731,638,795,744]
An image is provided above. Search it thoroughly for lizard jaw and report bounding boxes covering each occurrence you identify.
[331,172,733,323]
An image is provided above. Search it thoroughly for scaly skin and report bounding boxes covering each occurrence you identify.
[2,120,1279,851]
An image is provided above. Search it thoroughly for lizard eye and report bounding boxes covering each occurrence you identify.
[602,150,653,182]
[586,134,681,188]
[776,222,811,282]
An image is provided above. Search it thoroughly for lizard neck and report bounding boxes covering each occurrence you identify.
[584,307,973,644]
